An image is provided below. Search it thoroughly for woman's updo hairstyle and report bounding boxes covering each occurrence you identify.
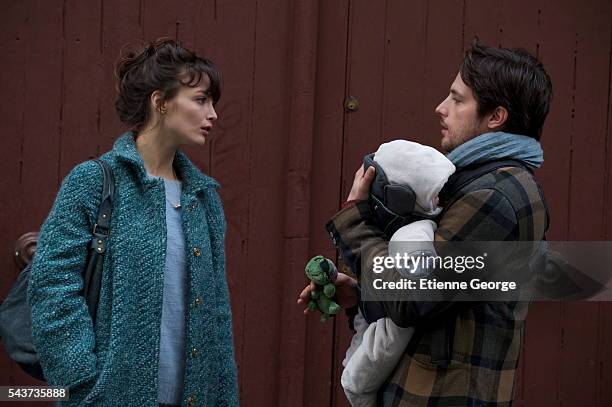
[114,37,221,130]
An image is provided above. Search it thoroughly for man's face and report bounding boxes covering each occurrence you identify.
[435,73,489,153]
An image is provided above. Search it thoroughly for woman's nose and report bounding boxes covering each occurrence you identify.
[207,105,218,122]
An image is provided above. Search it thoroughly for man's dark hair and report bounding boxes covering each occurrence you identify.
[460,40,552,140]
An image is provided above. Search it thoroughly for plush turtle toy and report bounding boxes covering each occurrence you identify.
[305,255,341,322]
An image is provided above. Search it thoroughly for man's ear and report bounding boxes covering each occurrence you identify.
[486,106,508,131]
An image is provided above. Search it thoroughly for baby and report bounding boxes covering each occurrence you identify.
[341,140,455,407]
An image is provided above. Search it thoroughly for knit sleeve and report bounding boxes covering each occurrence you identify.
[27,160,103,389]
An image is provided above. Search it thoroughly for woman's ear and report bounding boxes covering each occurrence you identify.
[150,90,167,114]
[486,106,508,131]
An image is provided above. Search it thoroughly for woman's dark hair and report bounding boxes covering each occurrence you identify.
[114,38,221,130]
[460,40,552,140]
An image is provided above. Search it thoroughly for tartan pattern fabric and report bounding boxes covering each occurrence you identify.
[326,166,547,406]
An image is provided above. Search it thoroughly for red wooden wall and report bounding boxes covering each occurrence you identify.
[1,1,611,406]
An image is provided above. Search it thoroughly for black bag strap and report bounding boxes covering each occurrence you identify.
[439,159,550,234]
[92,159,114,237]
[83,159,114,312]
[439,159,529,208]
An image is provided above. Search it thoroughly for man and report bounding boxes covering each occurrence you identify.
[299,41,552,406]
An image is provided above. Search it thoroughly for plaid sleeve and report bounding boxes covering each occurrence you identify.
[325,201,380,278]
[325,202,451,327]
[325,189,518,327]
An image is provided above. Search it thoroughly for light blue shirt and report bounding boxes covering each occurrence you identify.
[157,178,187,405]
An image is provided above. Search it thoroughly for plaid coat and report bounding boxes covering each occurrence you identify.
[326,165,548,407]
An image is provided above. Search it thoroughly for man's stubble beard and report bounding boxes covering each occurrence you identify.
[441,120,486,154]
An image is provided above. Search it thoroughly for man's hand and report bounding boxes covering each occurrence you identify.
[297,272,358,315]
[347,165,376,202]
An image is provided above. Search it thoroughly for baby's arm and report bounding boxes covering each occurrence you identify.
[391,218,436,241]
[389,219,437,277]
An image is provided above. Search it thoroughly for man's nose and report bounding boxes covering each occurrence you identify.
[435,99,447,116]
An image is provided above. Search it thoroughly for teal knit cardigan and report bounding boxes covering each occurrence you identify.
[28,132,238,406]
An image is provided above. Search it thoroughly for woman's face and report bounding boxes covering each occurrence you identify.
[161,74,217,147]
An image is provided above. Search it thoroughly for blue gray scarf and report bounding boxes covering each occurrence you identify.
[446,131,544,169]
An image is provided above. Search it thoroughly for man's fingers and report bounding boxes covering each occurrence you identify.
[361,166,376,189]
[363,165,376,181]
[298,287,310,301]
[297,281,316,303]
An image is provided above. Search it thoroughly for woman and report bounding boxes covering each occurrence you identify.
[28,38,238,406]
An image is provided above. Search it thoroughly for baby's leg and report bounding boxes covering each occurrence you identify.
[342,315,415,406]
[342,309,369,367]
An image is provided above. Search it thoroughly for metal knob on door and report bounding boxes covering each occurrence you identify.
[345,96,360,112]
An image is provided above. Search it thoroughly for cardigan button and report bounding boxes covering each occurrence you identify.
[193,247,201,257]
[191,347,199,357]
[187,395,195,407]
[193,297,203,307]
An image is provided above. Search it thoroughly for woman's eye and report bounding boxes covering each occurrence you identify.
[196,97,208,104]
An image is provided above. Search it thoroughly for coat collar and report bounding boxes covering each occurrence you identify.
[113,131,220,193]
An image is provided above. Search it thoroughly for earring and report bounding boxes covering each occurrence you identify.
[158,105,167,115]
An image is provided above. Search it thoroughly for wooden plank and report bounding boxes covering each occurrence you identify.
[276,1,321,405]
[188,2,257,404]
[19,0,64,228]
[342,0,387,181]
[238,1,293,405]
[307,1,350,406]
[559,1,610,404]
[337,3,388,404]
[0,0,27,299]
[602,20,612,407]
[519,0,574,403]
[142,0,199,48]
[3,0,64,395]
[0,0,30,394]
[420,0,465,150]
[382,0,428,143]
[534,0,573,242]
[496,2,545,404]
[521,0,575,398]
[463,0,501,48]
[59,0,103,174]
[521,302,563,407]
[498,0,540,53]
[598,303,612,405]
[566,2,609,241]
[99,0,142,151]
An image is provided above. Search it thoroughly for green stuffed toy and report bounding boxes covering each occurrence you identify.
[304,255,341,322]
